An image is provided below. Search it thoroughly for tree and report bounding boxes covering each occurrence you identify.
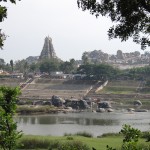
[77,0,150,50]
[10,59,14,72]
[60,59,77,74]
[107,124,141,150]
[14,59,27,73]
[39,59,59,74]
[0,58,5,69]
[82,52,90,65]
[0,86,22,150]
[0,0,20,49]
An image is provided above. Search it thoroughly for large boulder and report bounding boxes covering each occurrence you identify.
[133,100,142,106]
[64,99,89,110]
[51,95,65,107]
[97,101,111,108]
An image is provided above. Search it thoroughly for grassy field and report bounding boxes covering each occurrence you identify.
[17,134,150,150]
[18,135,122,149]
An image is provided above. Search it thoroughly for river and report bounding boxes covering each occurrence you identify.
[16,111,150,137]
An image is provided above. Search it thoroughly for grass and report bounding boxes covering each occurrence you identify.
[16,105,58,115]
[99,86,137,94]
[17,134,150,150]
[17,135,122,150]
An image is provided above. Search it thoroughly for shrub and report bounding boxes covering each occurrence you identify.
[64,131,93,138]
[66,136,74,140]
[57,141,90,150]
[18,138,60,149]
[141,131,150,142]
[75,131,93,138]
[99,133,120,138]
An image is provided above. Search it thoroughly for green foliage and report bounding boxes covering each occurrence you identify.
[57,141,90,150]
[60,59,77,74]
[99,133,120,138]
[120,124,141,149]
[75,131,93,138]
[64,132,93,138]
[106,124,142,150]
[18,137,90,150]
[18,137,59,149]
[14,59,28,73]
[39,58,60,74]
[66,136,74,140]
[77,64,119,80]
[77,0,150,50]
[17,105,56,115]
[141,131,150,142]
[0,86,22,150]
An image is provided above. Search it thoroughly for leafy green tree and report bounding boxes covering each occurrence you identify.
[60,59,77,74]
[107,124,141,150]
[77,63,119,80]
[39,59,60,74]
[0,86,22,150]
[94,64,118,80]
[14,59,27,73]
[77,0,150,50]
[77,64,94,76]
[29,62,39,73]
[0,0,20,49]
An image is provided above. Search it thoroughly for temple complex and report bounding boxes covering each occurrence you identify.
[39,36,57,60]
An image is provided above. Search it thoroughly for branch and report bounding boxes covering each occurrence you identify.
[141,0,150,12]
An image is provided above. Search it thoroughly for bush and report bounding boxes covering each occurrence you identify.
[18,138,56,149]
[141,131,150,142]
[64,131,93,138]
[99,133,120,138]
[18,137,90,150]
[56,141,90,150]
[66,136,74,140]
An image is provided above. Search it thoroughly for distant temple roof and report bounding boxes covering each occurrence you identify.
[39,36,57,60]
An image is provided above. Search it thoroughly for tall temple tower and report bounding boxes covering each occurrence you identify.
[39,36,57,60]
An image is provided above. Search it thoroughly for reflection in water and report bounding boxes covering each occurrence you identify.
[17,115,118,126]
[15,112,150,137]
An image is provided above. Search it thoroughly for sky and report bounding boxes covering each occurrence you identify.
[1,0,146,63]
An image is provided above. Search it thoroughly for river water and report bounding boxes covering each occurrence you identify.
[16,111,150,137]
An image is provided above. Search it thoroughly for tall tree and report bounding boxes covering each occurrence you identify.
[10,59,14,72]
[77,0,150,50]
[0,86,22,150]
[0,58,5,69]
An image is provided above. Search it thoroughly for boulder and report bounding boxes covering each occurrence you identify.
[133,100,142,106]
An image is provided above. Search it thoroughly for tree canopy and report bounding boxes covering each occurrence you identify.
[77,0,150,50]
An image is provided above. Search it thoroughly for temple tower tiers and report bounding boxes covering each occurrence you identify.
[40,36,57,60]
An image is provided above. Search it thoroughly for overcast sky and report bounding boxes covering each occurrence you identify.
[1,0,146,63]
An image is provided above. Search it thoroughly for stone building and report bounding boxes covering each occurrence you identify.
[39,36,57,60]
